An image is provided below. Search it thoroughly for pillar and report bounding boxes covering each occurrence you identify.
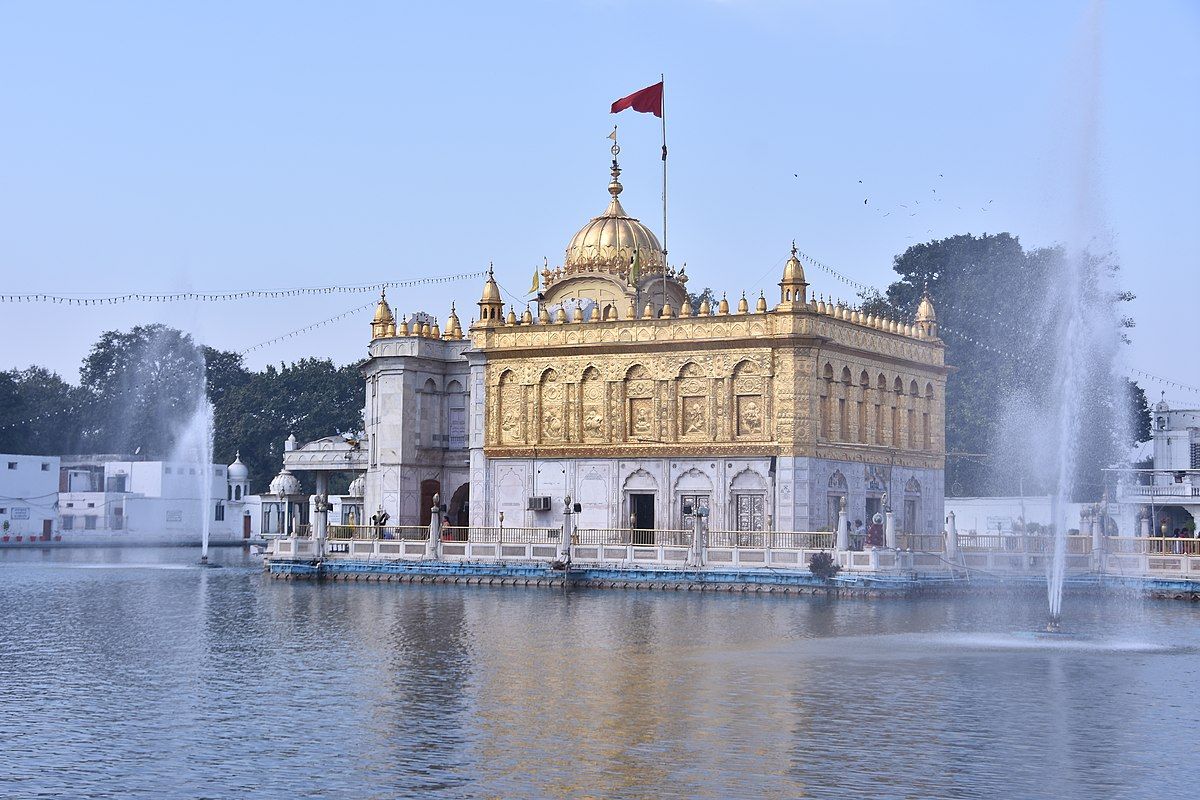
[835,497,849,551]
[559,498,573,562]
[1091,506,1105,554]
[314,473,329,558]
[945,511,959,562]
[1140,510,1151,538]
[687,511,704,568]
[426,493,442,560]
[884,510,897,549]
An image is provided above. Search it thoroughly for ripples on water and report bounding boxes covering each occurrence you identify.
[1,547,1197,799]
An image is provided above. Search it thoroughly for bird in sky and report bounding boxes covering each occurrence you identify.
[864,199,868,204]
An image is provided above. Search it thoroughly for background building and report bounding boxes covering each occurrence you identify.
[0,454,60,542]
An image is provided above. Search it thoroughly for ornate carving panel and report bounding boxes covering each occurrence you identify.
[628,397,654,439]
[736,395,764,438]
[680,395,707,437]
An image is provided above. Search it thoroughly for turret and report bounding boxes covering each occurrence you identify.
[777,242,809,311]
[370,289,394,340]
[477,264,504,327]
[915,289,938,338]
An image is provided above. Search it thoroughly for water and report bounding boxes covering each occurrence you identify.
[2,547,1197,800]
[170,396,215,561]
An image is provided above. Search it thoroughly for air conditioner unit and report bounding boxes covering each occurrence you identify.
[527,496,552,512]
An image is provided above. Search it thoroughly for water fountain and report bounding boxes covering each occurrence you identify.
[171,392,219,568]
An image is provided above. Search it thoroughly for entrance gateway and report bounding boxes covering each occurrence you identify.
[630,493,654,545]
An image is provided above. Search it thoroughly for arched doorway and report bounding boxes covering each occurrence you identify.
[419,479,441,526]
[449,483,470,530]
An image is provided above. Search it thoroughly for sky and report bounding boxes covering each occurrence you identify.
[1,1,1197,404]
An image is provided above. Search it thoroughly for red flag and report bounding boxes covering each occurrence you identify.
[611,82,663,117]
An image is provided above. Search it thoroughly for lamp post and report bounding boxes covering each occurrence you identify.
[426,492,442,560]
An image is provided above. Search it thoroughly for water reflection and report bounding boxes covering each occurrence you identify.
[1,547,1197,799]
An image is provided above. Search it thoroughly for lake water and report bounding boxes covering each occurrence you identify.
[1,546,1196,799]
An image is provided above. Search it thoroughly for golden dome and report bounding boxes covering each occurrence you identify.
[480,267,502,303]
[755,291,767,313]
[563,157,664,277]
[737,292,749,314]
[781,242,806,284]
[372,289,394,324]
[718,293,730,315]
[916,293,937,322]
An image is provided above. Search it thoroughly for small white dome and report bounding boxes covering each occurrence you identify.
[347,475,365,497]
[268,468,302,496]
[227,452,249,482]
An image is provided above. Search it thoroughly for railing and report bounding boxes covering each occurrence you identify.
[294,524,312,538]
[444,526,563,544]
[1106,536,1200,556]
[1119,483,1200,498]
[956,534,1093,554]
[897,533,945,552]
[327,524,429,541]
[707,530,834,550]
[574,528,692,546]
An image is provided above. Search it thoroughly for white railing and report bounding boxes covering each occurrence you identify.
[1119,483,1200,498]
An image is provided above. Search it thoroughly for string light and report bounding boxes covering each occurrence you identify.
[0,271,485,305]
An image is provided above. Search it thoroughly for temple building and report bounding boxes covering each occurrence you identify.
[292,145,949,537]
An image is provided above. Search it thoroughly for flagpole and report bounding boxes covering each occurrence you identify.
[660,73,668,312]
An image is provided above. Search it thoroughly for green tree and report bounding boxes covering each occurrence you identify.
[866,234,1140,501]
[214,358,363,493]
[0,367,85,455]
[78,324,207,456]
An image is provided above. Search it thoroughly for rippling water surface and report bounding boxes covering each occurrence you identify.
[1,546,1197,799]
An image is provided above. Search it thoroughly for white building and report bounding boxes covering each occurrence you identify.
[1107,398,1200,537]
[0,454,61,543]
[55,453,257,545]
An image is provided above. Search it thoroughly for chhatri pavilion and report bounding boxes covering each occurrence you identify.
[295,145,948,537]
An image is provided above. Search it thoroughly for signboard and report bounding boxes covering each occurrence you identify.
[448,407,467,450]
[985,515,1013,534]
[166,510,183,523]
[11,507,30,520]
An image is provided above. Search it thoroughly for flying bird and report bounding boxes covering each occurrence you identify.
[864,199,868,204]
[882,212,890,218]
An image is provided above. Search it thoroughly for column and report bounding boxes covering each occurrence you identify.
[945,511,959,562]
[835,497,849,551]
[426,492,442,559]
[314,472,329,558]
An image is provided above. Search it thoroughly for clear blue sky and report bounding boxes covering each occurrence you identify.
[1,1,1196,403]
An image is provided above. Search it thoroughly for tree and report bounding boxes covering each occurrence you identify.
[866,234,1141,501]
[687,286,717,310]
[0,366,85,455]
[78,325,207,456]
[213,358,363,493]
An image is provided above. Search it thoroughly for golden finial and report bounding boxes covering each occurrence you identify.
[538,305,550,324]
[736,292,749,314]
[521,306,533,325]
[660,302,674,318]
[718,292,730,315]
[680,297,693,317]
[625,298,637,319]
[505,306,516,326]
[642,301,654,319]
[554,307,567,324]
[572,303,583,323]
[589,303,601,322]
[399,317,409,336]
[756,291,767,313]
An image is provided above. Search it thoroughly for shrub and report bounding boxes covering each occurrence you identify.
[808,551,841,581]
